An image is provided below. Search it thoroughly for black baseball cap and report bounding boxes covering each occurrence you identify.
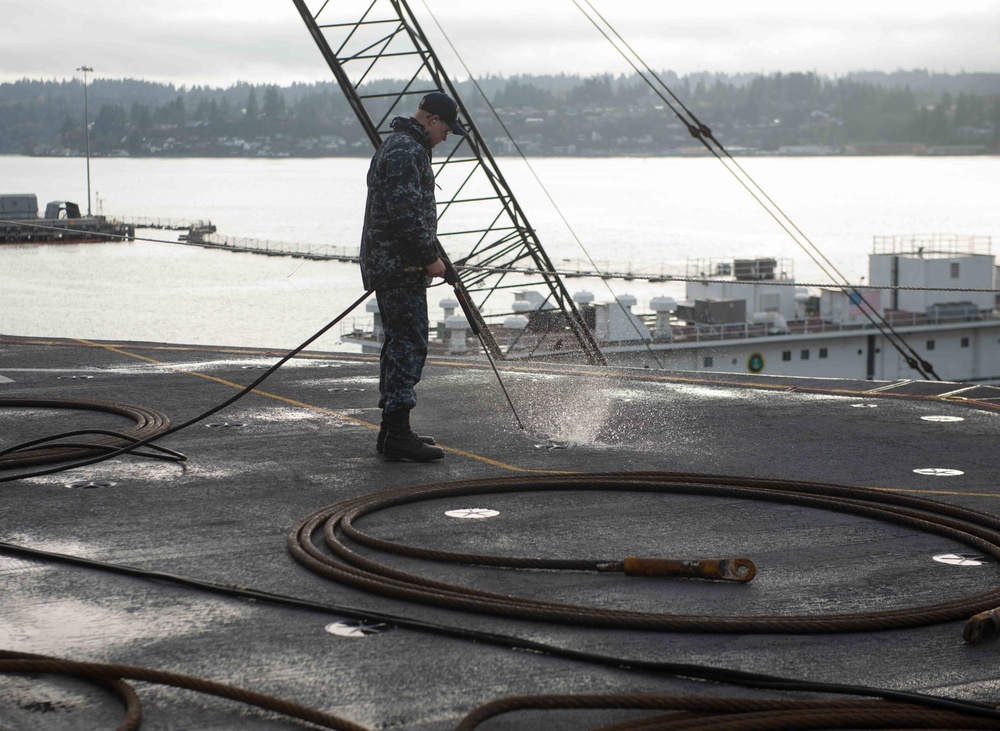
[418,92,468,136]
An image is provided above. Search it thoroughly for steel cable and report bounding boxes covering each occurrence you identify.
[6,469,1000,728]
[571,0,946,380]
[0,397,174,469]
[455,694,999,731]
[3,651,997,731]
[6,532,999,713]
[290,472,1000,635]
[0,650,370,731]
[0,652,143,731]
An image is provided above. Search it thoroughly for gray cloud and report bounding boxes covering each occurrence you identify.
[2,1,997,87]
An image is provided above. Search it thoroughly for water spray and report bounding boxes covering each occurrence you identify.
[442,259,526,431]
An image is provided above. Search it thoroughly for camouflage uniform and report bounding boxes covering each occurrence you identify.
[360,116,440,413]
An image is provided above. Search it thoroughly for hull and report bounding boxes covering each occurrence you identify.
[343,316,1000,384]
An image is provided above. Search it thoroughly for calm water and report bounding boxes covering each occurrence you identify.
[2,155,997,351]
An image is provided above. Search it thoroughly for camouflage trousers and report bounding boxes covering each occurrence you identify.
[375,286,429,413]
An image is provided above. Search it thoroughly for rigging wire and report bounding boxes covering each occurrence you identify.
[417,0,667,368]
[4,218,996,292]
[571,0,942,380]
[455,262,1000,292]
[572,0,930,378]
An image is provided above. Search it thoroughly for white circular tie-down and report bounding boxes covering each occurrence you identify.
[445,508,500,519]
[913,468,964,477]
[66,480,116,489]
[534,440,569,450]
[325,620,393,637]
[933,553,991,566]
[920,415,965,423]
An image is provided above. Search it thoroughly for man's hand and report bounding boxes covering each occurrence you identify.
[426,258,446,279]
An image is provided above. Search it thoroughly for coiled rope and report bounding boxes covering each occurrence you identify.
[290,471,1000,635]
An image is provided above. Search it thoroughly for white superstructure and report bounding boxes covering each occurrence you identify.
[344,236,1000,384]
[593,239,1000,383]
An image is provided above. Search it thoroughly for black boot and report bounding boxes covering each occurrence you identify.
[381,409,444,462]
[377,419,436,454]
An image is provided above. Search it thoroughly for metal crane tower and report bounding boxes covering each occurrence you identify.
[291,0,606,365]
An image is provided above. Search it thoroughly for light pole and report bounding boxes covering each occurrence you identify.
[77,65,93,216]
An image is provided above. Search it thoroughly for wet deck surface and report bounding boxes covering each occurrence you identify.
[2,334,1000,730]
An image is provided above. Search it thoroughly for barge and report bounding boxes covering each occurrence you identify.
[0,193,134,245]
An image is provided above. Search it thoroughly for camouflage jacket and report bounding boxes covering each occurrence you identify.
[359,116,439,290]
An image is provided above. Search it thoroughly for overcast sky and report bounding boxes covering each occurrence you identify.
[3,1,998,88]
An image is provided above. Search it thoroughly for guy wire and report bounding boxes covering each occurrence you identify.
[572,0,942,379]
[418,0,668,369]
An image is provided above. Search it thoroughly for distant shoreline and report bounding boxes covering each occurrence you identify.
[5,72,998,158]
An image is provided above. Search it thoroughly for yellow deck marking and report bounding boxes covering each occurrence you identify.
[69,339,997,485]
[25,335,996,409]
[74,339,572,475]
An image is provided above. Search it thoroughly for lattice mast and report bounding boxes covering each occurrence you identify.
[291,0,605,364]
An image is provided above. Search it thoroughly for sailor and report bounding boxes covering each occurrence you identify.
[359,92,468,461]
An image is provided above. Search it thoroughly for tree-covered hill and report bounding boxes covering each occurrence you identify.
[2,70,997,157]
